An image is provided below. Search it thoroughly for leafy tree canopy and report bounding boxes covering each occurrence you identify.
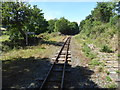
[2,2,48,41]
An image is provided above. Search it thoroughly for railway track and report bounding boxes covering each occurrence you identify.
[28,37,71,89]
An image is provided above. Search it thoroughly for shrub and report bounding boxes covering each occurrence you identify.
[82,43,97,59]
[88,53,97,59]
[106,70,110,75]
[98,66,104,72]
[89,59,101,66]
[107,83,117,88]
[118,54,120,57]
[82,43,91,53]
[115,70,120,73]
[106,76,112,82]
[100,45,113,53]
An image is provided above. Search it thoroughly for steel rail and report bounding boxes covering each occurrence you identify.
[40,37,71,90]
[60,37,71,89]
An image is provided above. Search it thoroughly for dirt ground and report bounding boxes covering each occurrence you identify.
[65,36,118,89]
[64,36,99,89]
[2,36,65,89]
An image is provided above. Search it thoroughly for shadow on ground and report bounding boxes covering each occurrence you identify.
[41,40,64,46]
[2,57,52,89]
[64,66,99,89]
[2,37,64,52]
[2,57,100,89]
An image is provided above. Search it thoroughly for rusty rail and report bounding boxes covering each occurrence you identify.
[40,37,71,90]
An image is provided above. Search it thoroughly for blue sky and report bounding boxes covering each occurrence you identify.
[29,2,97,24]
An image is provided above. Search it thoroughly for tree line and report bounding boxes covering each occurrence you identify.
[1,2,79,42]
[79,2,119,37]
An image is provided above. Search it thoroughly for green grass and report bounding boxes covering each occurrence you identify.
[82,43,97,59]
[0,35,10,42]
[115,70,120,74]
[118,54,120,57]
[107,83,117,88]
[0,45,47,60]
[106,76,112,82]
[106,70,110,75]
[1,33,66,61]
[98,66,104,72]
[89,59,101,66]
[100,45,113,53]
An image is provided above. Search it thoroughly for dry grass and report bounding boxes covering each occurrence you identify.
[1,34,66,61]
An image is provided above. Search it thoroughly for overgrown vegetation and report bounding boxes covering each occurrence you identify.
[1,2,79,43]
[82,43,97,59]
[1,1,80,54]
[0,33,65,60]
[78,2,119,50]
[51,17,79,35]
[100,45,113,53]
[2,2,48,41]
[107,83,117,88]
[106,76,112,82]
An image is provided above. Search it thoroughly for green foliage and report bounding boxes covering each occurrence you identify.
[107,83,117,88]
[89,59,101,66]
[79,2,118,42]
[0,35,9,42]
[82,43,91,54]
[55,17,79,35]
[47,19,57,33]
[106,70,110,75]
[115,70,120,73]
[118,54,120,57]
[106,76,112,82]
[68,22,79,35]
[98,66,104,72]
[82,43,97,59]
[100,45,113,53]
[2,2,48,41]
[92,2,116,23]
[110,15,119,25]
[55,17,69,34]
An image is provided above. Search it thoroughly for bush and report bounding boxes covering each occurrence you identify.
[100,45,113,53]
[107,83,117,88]
[89,59,101,66]
[98,66,104,72]
[82,43,91,54]
[82,43,97,59]
[106,70,110,75]
[87,53,97,59]
[106,76,112,82]
[115,70,120,73]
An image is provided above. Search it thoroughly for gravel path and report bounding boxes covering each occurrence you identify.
[65,36,118,89]
[64,37,99,89]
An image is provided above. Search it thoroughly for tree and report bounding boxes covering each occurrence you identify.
[25,5,48,35]
[47,19,57,33]
[2,2,48,41]
[68,22,79,35]
[116,1,120,17]
[92,2,116,23]
[55,17,69,34]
